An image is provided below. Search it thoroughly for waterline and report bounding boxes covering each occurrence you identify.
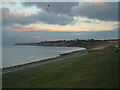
[2,46,85,68]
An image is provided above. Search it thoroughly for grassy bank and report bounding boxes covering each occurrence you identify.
[3,43,118,88]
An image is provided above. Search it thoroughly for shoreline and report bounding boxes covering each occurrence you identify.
[2,49,88,74]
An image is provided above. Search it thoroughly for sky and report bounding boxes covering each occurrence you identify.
[1,1,119,45]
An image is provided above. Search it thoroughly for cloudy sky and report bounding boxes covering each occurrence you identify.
[1,1,118,45]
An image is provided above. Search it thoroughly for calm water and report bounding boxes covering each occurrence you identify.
[2,45,85,68]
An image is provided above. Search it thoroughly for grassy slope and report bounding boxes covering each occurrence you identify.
[3,43,118,88]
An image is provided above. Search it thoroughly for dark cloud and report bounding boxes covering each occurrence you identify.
[2,7,73,26]
[23,2,118,21]
[22,2,78,15]
[35,11,72,25]
[71,2,118,21]
[2,8,37,26]
[2,2,118,27]
[72,29,118,39]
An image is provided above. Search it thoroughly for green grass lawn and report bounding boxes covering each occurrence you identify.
[2,46,118,88]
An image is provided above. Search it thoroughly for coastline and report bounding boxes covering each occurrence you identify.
[2,49,88,74]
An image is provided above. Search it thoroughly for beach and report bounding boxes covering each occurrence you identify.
[2,49,88,74]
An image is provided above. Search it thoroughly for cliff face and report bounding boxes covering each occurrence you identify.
[14,39,111,49]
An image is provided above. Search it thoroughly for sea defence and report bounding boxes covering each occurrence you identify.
[2,49,88,74]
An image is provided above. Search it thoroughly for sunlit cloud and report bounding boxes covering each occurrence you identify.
[3,25,47,31]
[72,2,118,21]
[3,19,117,32]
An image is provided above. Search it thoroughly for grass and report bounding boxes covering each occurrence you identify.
[2,43,118,88]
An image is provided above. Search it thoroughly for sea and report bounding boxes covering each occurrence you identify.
[2,45,85,68]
